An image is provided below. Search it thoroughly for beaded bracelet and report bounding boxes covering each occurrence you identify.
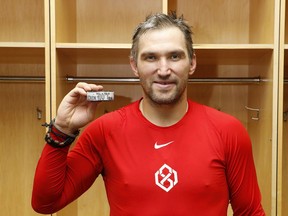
[42,119,80,148]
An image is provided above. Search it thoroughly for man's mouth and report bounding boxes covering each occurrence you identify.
[154,81,175,89]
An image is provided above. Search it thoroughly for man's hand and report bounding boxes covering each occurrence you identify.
[54,82,103,135]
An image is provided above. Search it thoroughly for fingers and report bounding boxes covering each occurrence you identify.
[70,82,104,97]
[76,82,103,92]
[75,82,104,94]
[55,83,104,133]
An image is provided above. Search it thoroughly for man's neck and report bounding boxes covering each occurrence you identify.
[139,98,188,127]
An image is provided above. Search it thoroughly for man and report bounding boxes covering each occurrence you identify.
[32,13,265,215]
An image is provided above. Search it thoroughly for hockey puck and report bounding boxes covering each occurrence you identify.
[87,91,114,101]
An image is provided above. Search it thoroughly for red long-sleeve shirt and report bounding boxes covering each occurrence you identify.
[32,100,265,215]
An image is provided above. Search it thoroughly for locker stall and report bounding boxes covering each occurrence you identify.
[0,0,48,215]
[0,0,286,216]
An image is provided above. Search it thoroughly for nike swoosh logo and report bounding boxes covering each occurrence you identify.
[154,141,174,149]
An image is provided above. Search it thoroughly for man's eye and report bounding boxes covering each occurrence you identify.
[170,54,181,61]
[145,55,156,61]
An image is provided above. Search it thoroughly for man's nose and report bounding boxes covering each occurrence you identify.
[157,59,171,76]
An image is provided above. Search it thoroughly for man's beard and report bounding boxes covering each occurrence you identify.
[141,78,187,105]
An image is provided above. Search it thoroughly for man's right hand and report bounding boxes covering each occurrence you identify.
[54,82,104,135]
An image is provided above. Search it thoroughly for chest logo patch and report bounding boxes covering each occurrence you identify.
[155,164,178,192]
[154,141,174,149]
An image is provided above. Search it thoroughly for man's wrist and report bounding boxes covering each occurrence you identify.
[54,118,79,137]
[43,119,80,148]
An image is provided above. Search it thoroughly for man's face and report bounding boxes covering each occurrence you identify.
[130,27,196,105]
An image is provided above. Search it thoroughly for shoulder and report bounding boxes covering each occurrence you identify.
[189,100,251,149]
[78,100,140,149]
[189,100,243,129]
[194,101,246,133]
[87,100,140,130]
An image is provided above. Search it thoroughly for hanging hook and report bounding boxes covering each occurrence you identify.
[245,106,260,121]
[36,107,42,120]
[284,110,288,122]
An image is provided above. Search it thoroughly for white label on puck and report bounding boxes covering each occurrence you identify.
[87,91,114,101]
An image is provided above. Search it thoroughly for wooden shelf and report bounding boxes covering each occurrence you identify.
[55,0,164,43]
[0,45,45,64]
[55,43,273,66]
[0,0,45,42]
[56,43,131,49]
[169,0,275,44]
[0,0,285,215]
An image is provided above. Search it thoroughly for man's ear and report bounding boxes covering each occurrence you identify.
[130,57,139,77]
[188,53,197,76]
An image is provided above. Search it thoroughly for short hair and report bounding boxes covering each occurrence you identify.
[130,12,194,63]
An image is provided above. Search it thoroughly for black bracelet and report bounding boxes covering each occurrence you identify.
[43,119,80,148]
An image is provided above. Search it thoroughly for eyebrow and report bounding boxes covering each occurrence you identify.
[140,49,186,58]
